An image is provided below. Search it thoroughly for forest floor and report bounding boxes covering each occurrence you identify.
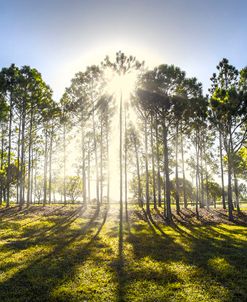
[0,203,246,302]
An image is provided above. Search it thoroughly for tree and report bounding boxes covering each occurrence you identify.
[209,58,247,220]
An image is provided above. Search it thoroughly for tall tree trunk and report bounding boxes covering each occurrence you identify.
[63,123,67,205]
[233,169,240,214]
[150,115,157,209]
[106,122,110,204]
[227,153,234,221]
[175,124,180,214]
[119,91,123,226]
[155,114,161,207]
[27,105,34,207]
[205,156,209,210]
[43,129,48,206]
[134,136,142,207]
[92,108,99,205]
[30,147,34,205]
[20,100,26,208]
[124,106,128,217]
[163,124,171,221]
[34,153,37,204]
[219,132,226,209]
[16,116,22,205]
[195,132,200,219]
[200,139,204,208]
[6,94,13,207]
[181,131,187,208]
[100,119,103,204]
[48,127,53,204]
[144,119,150,215]
[0,127,4,205]
[81,124,86,205]
[227,131,234,221]
[88,140,91,203]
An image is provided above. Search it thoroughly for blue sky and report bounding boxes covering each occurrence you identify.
[1,0,247,100]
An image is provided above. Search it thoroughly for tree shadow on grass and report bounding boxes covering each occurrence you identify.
[122,206,247,302]
[0,204,110,302]
[1,205,87,252]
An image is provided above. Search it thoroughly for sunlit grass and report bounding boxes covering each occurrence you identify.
[0,204,246,301]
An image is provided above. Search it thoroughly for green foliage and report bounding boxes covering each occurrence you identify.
[171,177,194,201]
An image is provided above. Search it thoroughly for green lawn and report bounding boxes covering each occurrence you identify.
[0,204,246,302]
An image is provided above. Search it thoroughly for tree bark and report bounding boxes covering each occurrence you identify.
[134,135,142,207]
[124,105,128,217]
[27,104,34,207]
[48,127,53,204]
[181,132,187,208]
[19,99,26,208]
[88,140,91,203]
[63,123,67,205]
[6,94,13,207]
[92,107,99,205]
[163,124,171,221]
[195,133,200,219]
[100,118,103,204]
[219,132,226,209]
[155,114,161,207]
[0,127,4,205]
[150,115,157,209]
[144,119,150,215]
[175,124,180,214]
[43,128,48,206]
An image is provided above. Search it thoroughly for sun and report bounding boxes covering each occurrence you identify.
[105,71,138,99]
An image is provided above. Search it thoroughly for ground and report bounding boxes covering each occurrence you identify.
[0,203,246,302]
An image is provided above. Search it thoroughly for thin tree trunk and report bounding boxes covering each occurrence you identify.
[92,108,99,205]
[88,140,91,203]
[106,122,110,204]
[16,116,22,205]
[205,158,209,210]
[81,124,86,204]
[227,154,234,221]
[134,136,142,207]
[233,167,240,214]
[227,131,234,221]
[155,114,161,207]
[0,127,4,205]
[175,124,180,214]
[34,154,37,204]
[6,94,13,207]
[27,105,34,207]
[181,131,187,208]
[43,129,48,206]
[63,123,67,205]
[163,124,171,221]
[100,119,103,204]
[219,132,226,209]
[195,133,200,219]
[200,140,204,208]
[48,127,53,204]
[150,115,157,209]
[124,105,128,217]
[145,119,150,215]
[119,91,123,226]
[20,100,26,208]
[30,147,34,204]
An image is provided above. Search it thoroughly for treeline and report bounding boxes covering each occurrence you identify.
[129,59,247,221]
[0,53,247,221]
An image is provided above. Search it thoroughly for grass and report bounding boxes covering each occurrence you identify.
[0,204,246,302]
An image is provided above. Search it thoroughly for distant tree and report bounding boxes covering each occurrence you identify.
[66,176,82,203]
